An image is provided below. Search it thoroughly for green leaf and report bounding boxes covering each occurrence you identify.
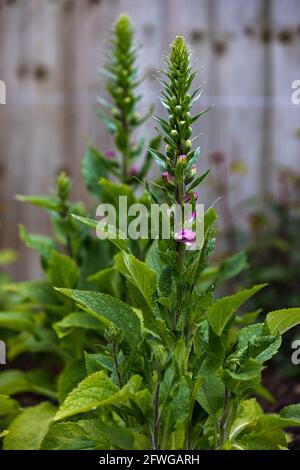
[48,251,80,288]
[55,289,142,347]
[266,308,300,335]
[19,224,57,261]
[41,422,95,450]
[16,194,61,211]
[188,170,210,191]
[280,404,300,423]
[0,395,20,417]
[207,284,266,336]
[0,370,57,400]
[54,372,141,421]
[0,311,34,332]
[54,312,103,338]
[3,402,56,450]
[82,145,114,197]
[114,251,157,308]
[57,359,87,403]
[84,352,114,375]
[0,250,17,266]
[71,214,129,252]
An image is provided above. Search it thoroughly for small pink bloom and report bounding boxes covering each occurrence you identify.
[105,150,116,158]
[185,191,198,203]
[175,229,196,245]
[129,165,138,177]
[162,171,173,184]
[177,154,187,164]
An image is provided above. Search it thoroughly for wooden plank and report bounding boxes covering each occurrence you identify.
[204,0,270,232]
[269,0,300,195]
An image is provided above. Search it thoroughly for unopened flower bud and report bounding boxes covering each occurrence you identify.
[105,150,116,159]
[162,171,173,185]
[170,129,179,141]
[177,154,187,165]
[129,165,138,177]
[184,140,192,152]
[185,191,198,203]
[190,164,197,176]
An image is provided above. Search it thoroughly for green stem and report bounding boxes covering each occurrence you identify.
[218,388,231,449]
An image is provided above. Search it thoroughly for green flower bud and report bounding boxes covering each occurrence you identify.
[170,129,179,141]
[184,140,192,152]
[111,107,121,118]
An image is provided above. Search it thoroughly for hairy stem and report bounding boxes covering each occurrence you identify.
[152,367,161,450]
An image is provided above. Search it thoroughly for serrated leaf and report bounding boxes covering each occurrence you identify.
[54,372,141,421]
[55,289,142,347]
[114,251,157,308]
[41,422,95,450]
[3,402,56,450]
[266,308,300,335]
[54,312,103,338]
[207,284,266,336]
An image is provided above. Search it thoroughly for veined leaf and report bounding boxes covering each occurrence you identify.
[207,284,266,336]
[54,312,103,338]
[55,289,142,346]
[114,251,157,308]
[3,402,56,450]
[266,308,300,335]
[54,372,142,421]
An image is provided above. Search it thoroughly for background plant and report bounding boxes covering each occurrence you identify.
[0,14,157,441]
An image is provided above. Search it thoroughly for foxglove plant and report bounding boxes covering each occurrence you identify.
[27,37,300,451]
[83,14,160,196]
[1,33,300,452]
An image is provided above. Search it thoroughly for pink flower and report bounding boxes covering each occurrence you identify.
[185,191,198,203]
[162,171,173,184]
[129,165,138,177]
[177,154,187,164]
[175,229,196,245]
[105,150,116,158]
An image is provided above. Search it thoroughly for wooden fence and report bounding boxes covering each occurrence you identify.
[0,0,299,279]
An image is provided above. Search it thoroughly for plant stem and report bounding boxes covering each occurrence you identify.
[152,367,161,450]
[218,388,231,449]
[175,163,185,327]
[112,343,122,388]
